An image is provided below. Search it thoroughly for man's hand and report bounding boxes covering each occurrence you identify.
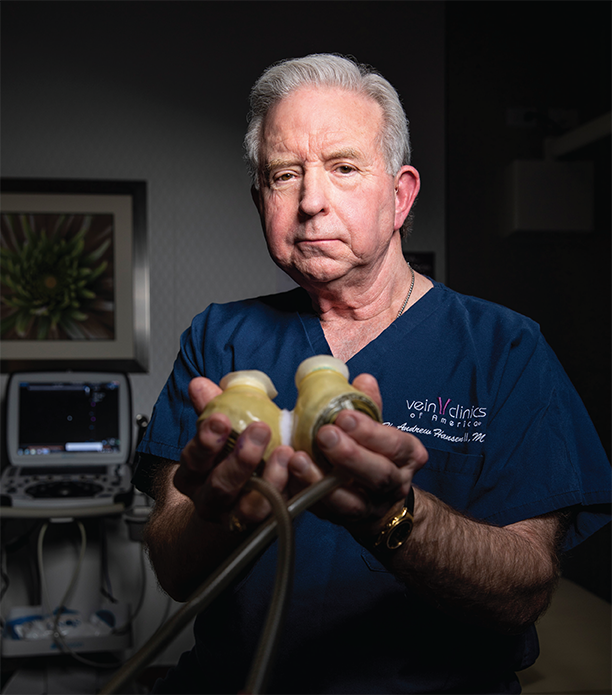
[173,377,292,528]
[287,373,428,535]
[283,373,560,633]
[145,377,293,601]
[148,372,560,630]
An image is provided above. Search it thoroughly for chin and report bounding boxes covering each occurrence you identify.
[274,251,353,287]
[281,258,348,282]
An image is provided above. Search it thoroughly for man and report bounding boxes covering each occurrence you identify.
[134,54,611,693]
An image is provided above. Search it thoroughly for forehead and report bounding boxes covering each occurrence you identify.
[260,86,384,160]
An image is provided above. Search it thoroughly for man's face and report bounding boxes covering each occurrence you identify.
[253,86,415,289]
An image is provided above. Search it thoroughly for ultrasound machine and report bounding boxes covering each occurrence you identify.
[1,372,133,511]
[1,372,139,679]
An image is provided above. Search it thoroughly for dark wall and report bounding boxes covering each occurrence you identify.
[446,1,611,600]
[1,0,446,411]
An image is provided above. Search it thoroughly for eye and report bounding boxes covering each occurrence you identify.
[335,164,356,174]
[272,171,296,184]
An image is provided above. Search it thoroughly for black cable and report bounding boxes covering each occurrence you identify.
[99,518,118,604]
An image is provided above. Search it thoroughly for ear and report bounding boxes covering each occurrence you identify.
[393,166,420,231]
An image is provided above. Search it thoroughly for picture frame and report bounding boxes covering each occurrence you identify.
[1,178,149,372]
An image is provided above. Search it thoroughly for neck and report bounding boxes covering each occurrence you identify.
[307,256,413,324]
[303,256,430,362]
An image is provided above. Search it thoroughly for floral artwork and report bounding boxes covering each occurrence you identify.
[0,213,115,340]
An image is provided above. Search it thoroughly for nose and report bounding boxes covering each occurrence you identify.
[298,167,329,219]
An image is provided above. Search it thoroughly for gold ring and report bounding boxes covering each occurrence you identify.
[228,513,247,533]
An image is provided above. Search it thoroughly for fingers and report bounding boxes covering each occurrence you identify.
[174,419,273,522]
[333,410,429,471]
[178,376,293,527]
[289,451,325,488]
[288,409,429,527]
[178,372,427,530]
[236,445,292,524]
[188,377,222,414]
[351,373,383,411]
[349,373,428,471]
[318,423,410,495]
[289,450,369,523]
[261,446,292,492]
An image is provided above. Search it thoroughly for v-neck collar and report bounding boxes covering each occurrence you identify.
[295,280,446,366]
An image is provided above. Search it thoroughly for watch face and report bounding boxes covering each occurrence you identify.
[387,519,413,550]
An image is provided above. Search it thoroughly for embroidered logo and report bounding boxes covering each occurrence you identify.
[384,396,488,444]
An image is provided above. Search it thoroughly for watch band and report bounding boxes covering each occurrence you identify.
[373,487,415,551]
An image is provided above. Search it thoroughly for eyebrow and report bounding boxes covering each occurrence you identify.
[326,148,364,161]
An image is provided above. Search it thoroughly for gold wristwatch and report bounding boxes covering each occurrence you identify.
[373,487,415,551]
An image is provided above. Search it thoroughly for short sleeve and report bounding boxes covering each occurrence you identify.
[131,312,210,495]
[463,333,610,549]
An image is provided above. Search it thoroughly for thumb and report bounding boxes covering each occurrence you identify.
[351,373,383,412]
[188,377,223,415]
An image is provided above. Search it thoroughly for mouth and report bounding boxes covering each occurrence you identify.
[296,238,341,246]
[295,239,342,255]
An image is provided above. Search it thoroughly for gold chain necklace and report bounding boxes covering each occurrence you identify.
[396,263,415,319]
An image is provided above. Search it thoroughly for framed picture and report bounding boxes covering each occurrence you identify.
[1,179,149,372]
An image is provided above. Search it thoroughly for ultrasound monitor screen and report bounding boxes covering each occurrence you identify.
[6,372,131,467]
[18,381,120,455]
